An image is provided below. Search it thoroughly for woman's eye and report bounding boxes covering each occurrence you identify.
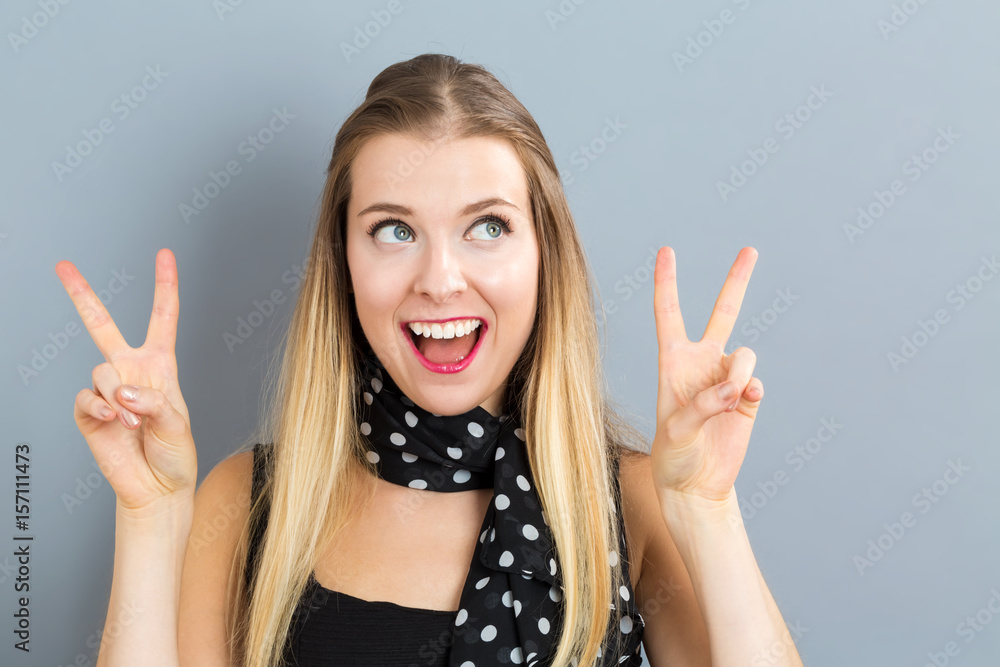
[373,223,413,243]
[468,220,506,240]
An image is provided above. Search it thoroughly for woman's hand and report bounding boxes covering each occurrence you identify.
[649,246,764,507]
[55,248,197,514]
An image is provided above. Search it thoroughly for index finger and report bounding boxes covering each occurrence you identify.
[54,260,130,361]
[653,246,688,349]
[702,246,758,347]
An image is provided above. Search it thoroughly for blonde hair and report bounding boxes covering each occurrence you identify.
[225,53,649,667]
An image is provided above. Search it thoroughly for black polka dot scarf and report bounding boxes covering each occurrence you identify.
[357,351,645,666]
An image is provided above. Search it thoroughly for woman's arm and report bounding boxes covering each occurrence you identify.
[96,494,193,667]
[657,487,803,666]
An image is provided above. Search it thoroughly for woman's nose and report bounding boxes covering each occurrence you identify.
[412,243,468,303]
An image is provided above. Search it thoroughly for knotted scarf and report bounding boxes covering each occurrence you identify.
[357,351,645,666]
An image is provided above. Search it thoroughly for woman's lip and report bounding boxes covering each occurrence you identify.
[403,316,486,325]
[401,321,486,374]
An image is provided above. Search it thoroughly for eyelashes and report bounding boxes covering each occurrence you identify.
[365,212,514,241]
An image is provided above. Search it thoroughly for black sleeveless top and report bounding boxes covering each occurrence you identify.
[245,442,642,666]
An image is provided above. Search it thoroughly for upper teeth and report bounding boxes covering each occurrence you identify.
[408,319,482,339]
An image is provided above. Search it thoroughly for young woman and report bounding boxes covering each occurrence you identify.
[57,54,803,666]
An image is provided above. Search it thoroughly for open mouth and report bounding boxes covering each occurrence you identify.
[404,321,485,373]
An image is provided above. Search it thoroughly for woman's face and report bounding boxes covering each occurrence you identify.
[346,133,540,417]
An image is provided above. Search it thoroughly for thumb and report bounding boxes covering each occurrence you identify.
[117,384,190,444]
[664,381,738,446]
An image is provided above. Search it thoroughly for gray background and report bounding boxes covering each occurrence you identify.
[2,0,999,665]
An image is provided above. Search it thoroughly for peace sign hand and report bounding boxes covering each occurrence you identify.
[650,247,764,508]
[55,249,197,515]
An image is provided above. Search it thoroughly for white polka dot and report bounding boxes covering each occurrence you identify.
[502,590,514,607]
[490,528,495,542]
[549,586,562,602]
[475,576,490,590]
[522,524,538,540]
[481,625,497,641]
[516,475,531,491]
[390,432,406,446]
[404,411,418,427]
[538,617,550,634]
[447,447,463,459]
[365,451,379,463]
[609,550,619,567]
[454,469,471,483]
[401,452,418,463]
[455,608,468,626]
[479,529,488,543]
[495,446,505,461]
[527,652,537,662]
[459,663,474,667]
[363,391,373,405]
[541,510,548,526]
[549,558,557,576]
[468,421,485,438]
[514,427,525,440]
[371,377,382,393]
[408,479,427,489]
[513,599,522,616]
[620,615,633,634]
[495,494,510,510]
[619,585,630,601]
[510,647,524,663]
[360,421,371,435]
[499,550,514,567]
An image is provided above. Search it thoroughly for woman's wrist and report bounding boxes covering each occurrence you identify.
[655,485,744,532]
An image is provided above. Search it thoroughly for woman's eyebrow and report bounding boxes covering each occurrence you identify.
[356,197,521,218]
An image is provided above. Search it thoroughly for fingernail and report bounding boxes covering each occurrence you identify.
[122,410,140,428]
[100,407,114,419]
[718,383,736,402]
[121,385,139,402]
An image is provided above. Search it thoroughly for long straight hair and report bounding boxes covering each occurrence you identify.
[225,53,649,667]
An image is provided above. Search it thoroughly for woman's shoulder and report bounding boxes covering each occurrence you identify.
[190,447,259,540]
